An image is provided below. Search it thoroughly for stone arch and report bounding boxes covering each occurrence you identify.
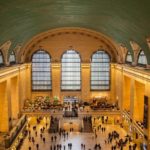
[118,43,128,64]
[130,41,142,66]
[19,27,121,63]
[60,49,82,63]
[13,44,22,63]
[0,40,12,65]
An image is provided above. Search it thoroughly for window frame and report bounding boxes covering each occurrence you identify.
[9,50,16,65]
[125,51,133,64]
[61,50,81,91]
[90,50,111,91]
[31,50,52,91]
[137,50,148,67]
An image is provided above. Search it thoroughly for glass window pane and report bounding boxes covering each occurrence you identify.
[126,51,132,63]
[91,50,110,90]
[138,50,147,66]
[9,51,16,64]
[32,50,51,90]
[61,50,81,90]
[0,51,4,66]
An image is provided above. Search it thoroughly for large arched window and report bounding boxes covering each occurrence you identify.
[0,50,4,67]
[32,50,51,90]
[91,50,110,90]
[9,50,16,64]
[137,50,147,66]
[126,51,132,63]
[61,50,81,90]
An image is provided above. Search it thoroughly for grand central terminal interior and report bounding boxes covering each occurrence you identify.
[0,0,150,150]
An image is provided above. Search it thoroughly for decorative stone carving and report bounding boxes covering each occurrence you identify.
[51,59,60,63]
[118,43,128,64]
[13,44,22,63]
[130,41,141,66]
[0,40,12,65]
[130,41,141,52]
[82,59,90,63]
[20,28,119,63]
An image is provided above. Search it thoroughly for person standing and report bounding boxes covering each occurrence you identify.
[36,143,39,149]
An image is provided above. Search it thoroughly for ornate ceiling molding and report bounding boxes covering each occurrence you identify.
[19,27,121,63]
[0,40,12,65]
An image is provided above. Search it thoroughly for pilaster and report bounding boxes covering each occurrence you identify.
[81,63,90,101]
[130,79,135,120]
[51,63,61,101]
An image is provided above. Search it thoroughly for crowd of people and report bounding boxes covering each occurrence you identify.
[92,116,138,150]
[104,131,137,150]
[13,115,139,150]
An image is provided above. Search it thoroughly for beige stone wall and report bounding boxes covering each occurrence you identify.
[26,33,114,62]
[0,64,30,132]
[114,65,123,109]
[81,63,90,102]
[122,76,131,111]
[0,81,9,132]
[52,63,61,99]
[1,62,150,139]
[29,63,114,103]
[114,65,149,119]
[113,64,150,139]
[134,81,145,121]
[10,76,19,119]
[21,28,119,63]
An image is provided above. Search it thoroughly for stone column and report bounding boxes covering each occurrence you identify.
[110,64,116,102]
[7,79,13,131]
[18,64,31,110]
[81,63,90,102]
[10,76,19,119]
[115,66,123,110]
[0,80,12,132]
[130,79,135,120]
[51,63,61,102]
[145,83,150,148]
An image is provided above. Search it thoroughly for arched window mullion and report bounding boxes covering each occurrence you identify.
[137,50,147,66]
[61,50,81,90]
[9,50,16,64]
[91,50,110,90]
[126,51,132,64]
[32,50,51,90]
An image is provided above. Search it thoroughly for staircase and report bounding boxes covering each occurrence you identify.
[83,116,93,132]
[49,117,59,133]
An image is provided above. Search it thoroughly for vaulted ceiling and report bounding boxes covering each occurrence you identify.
[0,0,150,60]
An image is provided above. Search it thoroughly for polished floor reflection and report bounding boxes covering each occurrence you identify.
[20,117,140,150]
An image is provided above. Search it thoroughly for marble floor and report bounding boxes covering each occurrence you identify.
[20,117,140,150]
